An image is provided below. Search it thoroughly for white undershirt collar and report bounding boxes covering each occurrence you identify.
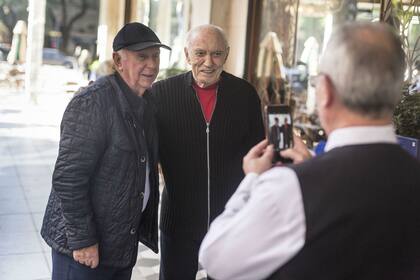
[324,125,397,152]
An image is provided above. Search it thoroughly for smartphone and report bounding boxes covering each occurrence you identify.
[265,105,293,162]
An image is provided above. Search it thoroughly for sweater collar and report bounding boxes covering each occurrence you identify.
[186,70,226,88]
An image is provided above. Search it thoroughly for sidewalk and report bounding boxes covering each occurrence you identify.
[0,87,70,280]
[0,66,208,280]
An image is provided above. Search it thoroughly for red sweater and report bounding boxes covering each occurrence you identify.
[193,81,218,122]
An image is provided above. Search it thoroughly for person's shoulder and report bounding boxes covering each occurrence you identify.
[221,71,252,86]
[70,75,114,106]
[153,71,189,88]
[150,71,190,102]
[221,71,257,95]
[392,145,420,175]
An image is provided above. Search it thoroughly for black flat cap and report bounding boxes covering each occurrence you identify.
[113,22,171,52]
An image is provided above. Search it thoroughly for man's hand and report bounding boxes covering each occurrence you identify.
[243,139,274,175]
[280,134,312,164]
[73,243,99,269]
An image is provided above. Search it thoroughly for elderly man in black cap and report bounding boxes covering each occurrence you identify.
[41,22,170,280]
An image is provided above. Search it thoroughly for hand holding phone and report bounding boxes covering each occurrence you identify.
[280,133,312,164]
[265,105,294,163]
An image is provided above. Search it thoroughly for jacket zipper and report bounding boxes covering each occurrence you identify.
[193,86,218,231]
[206,123,210,230]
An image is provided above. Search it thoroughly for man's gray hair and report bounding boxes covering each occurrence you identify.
[185,24,229,50]
[319,22,405,118]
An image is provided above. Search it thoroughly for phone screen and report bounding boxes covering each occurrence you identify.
[266,105,293,152]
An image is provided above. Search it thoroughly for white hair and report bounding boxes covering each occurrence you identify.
[185,24,229,50]
[319,22,405,118]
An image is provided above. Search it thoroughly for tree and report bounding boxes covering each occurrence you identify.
[46,0,92,54]
[0,0,28,43]
[382,0,420,82]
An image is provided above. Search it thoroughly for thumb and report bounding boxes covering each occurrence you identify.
[280,148,304,164]
[261,144,274,161]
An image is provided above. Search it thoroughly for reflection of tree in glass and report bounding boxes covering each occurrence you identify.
[0,0,28,44]
[46,0,98,54]
[382,0,420,82]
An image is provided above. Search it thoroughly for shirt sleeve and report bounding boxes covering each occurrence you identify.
[199,167,306,280]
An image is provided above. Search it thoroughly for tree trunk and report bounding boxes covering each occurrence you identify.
[59,0,88,54]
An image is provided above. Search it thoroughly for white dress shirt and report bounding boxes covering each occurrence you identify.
[198,125,397,280]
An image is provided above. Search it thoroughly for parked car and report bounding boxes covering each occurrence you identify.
[42,48,77,69]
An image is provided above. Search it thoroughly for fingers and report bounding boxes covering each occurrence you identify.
[261,144,274,161]
[83,258,99,269]
[73,253,99,268]
[90,257,99,269]
[73,244,99,269]
[280,145,311,164]
[277,134,312,164]
[244,139,269,160]
[280,148,305,164]
[293,134,307,150]
[243,141,274,175]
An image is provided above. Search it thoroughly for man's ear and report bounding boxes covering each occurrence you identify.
[112,52,122,71]
[224,47,230,63]
[184,47,191,64]
[317,75,335,109]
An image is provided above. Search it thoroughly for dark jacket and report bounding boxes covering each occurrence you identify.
[151,71,265,240]
[41,74,159,268]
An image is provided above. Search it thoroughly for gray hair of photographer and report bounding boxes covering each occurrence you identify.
[281,22,405,163]
[319,22,405,119]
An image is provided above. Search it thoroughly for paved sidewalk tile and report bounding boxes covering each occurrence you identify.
[0,253,50,280]
[0,231,43,255]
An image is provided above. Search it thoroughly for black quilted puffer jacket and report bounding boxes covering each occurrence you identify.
[41,74,159,268]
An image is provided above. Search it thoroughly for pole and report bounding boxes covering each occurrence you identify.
[25,0,46,104]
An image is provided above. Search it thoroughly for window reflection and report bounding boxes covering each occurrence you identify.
[136,0,190,72]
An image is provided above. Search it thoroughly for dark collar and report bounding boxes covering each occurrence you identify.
[114,72,143,109]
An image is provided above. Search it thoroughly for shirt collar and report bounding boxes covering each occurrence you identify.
[187,70,225,87]
[114,72,144,108]
[324,125,397,152]
[193,79,219,90]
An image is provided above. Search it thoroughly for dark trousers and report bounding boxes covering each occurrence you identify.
[52,249,133,280]
[159,231,205,280]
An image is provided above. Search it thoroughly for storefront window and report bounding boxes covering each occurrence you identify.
[249,0,419,147]
[136,0,190,71]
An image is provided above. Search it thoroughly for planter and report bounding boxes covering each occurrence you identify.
[397,135,420,161]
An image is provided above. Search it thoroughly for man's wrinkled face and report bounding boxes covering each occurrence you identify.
[184,30,229,88]
[114,47,160,95]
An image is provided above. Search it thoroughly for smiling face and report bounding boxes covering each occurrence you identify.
[113,47,160,96]
[184,28,229,88]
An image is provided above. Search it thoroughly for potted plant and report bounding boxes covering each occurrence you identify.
[382,0,420,160]
[393,82,420,160]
